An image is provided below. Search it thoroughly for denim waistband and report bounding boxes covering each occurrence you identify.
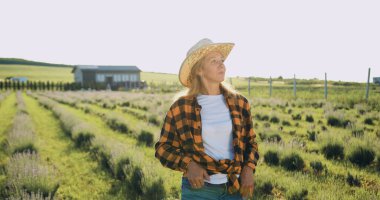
[204,181,227,187]
[183,177,227,187]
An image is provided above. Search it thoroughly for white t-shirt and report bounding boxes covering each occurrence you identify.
[196,93,239,184]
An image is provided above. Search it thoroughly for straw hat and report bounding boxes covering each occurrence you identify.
[179,38,234,88]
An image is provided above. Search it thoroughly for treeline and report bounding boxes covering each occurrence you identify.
[0,80,82,91]
[0,80,145,91]
[0,58,72,68]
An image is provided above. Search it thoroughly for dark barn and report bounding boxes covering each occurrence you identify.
[72,65,145,90]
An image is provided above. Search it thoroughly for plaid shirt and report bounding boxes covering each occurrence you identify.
[154,86,259,194]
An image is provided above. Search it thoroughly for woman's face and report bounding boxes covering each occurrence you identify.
[199,51,226,84]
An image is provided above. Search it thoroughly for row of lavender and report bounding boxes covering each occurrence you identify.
[28,92,179,199]
[37,92,160,147]
[1,92,58,199]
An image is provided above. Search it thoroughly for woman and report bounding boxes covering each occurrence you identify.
[155,38,259,200]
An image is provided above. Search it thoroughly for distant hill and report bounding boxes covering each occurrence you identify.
[0,58,73,67]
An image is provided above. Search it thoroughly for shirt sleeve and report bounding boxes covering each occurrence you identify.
[242,98,259,174]
[154,108,192,173]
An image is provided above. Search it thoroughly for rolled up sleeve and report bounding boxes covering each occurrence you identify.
[154,108,192,173]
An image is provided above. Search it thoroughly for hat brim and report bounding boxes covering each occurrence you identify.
[179,43,234,88]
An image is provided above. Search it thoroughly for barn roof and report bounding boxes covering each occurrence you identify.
[71,65,141,73]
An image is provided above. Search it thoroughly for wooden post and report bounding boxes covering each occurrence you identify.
[248,77,251,96]
[293,74,296,99]
[269,76,272,97]
[366,68,371,101]
[230,77,233,85]
[324,73,327,100]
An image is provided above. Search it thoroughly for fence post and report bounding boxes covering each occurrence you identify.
[366,68,371,101]
[324,73,328,100]
[269,76,272,97]
[293,74,296,99]
[248,77,251,96]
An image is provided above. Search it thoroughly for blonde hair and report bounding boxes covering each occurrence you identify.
[172,56,241,103]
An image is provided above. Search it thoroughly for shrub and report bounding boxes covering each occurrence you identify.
[258,132,266,140]
[138,130,154,147]
[326,112,351,128]
[346,172,361,187]
[287,189,308,200]
[348,146,375,167]
[261,115,269,121]
[260,181,273,195]
[254,114,261,120]
[106,116,129,134]
[376,157,380,172]
[255,114,269,121]
[307,130,317,141]
[259,132,281,142]
[292,114,302,120]
[270,116,280,124]
[12,144,38,155]
[280,153,304,171]
[282,120,291,126]
[6,151,59,197]
[321,143,344,160]
[148,115,160,126]
[130,166,144,196]
[121,101,130,107]
[102,102,116,109]
[376,130,380,138]
[327,116,342,127]
[74,132,95,149]
[364,118,374,125]
[264,150,279,166]
[71,123,95,149]
[305,115,314,123]
[268,133,281,142]
[7,189,53,200]
[7,113,36,156]
[254,123,259,128]
[310,161,324,174]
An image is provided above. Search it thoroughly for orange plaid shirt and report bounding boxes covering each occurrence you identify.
[154,86,259,194]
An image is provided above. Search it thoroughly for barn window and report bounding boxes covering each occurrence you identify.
[122,74,129,81]
[96,74,105,82]
[130,74,137,81]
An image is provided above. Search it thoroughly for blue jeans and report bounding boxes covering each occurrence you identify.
[181,177,245,200]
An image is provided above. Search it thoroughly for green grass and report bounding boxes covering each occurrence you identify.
[0,93,17,164]
[0,64,73,82]
[0,93,17,195]
[22,93,123,199]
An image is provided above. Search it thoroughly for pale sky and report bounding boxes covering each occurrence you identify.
[0,0,379,82]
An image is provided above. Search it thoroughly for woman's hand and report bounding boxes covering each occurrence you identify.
[184,160,210,189]
[240,165,255,199]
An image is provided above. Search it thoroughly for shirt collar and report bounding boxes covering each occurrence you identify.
[192,84,233,109]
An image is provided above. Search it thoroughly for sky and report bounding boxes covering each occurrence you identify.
[0,0,379,82]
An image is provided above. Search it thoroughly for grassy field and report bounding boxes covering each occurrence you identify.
[2,89,378,199]
[0,64,73,82]
[0,64,379,199]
